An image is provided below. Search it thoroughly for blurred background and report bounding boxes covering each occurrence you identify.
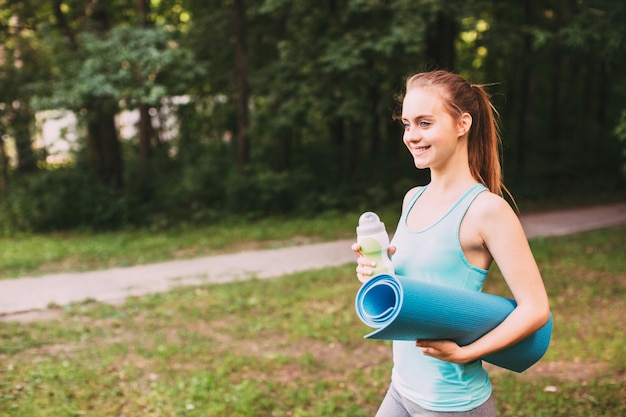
[0,0,624,233]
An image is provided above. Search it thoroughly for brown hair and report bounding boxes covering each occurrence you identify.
[402,70,512,202]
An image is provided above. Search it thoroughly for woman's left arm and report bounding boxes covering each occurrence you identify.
[417,195,551,363]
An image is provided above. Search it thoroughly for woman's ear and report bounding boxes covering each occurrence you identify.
[458,112,472,138]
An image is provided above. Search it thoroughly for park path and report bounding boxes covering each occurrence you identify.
[1,202,625,322]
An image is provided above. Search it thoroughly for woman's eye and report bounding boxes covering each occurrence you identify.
[402,122,410,130]
[419,120,431,127]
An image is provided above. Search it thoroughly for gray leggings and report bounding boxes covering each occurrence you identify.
[375,383,497,417]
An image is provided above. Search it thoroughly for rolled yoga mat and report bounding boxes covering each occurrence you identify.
[355,273,552,373]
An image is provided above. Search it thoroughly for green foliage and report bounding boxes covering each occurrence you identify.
[0,150,366,233]
[0,167,129,232]
[31,25,202,111]
[1,0,625,232]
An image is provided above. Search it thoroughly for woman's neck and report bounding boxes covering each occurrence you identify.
[428,161,476,195]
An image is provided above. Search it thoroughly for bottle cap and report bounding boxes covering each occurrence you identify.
[357,212,386,235]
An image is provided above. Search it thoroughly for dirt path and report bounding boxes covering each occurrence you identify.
[1,202,625,322]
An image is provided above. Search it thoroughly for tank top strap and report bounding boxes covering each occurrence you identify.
[399,183,488,231]
[444,183,489,231]
[399,185,428,222]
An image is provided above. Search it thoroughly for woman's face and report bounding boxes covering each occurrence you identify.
[401,87,466,170]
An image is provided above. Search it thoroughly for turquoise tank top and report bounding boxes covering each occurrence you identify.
[389,183,492,412]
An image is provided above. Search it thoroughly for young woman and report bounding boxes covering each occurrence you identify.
[352,70,550,416]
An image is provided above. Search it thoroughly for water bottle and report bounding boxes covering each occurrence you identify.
[356,212,394,276]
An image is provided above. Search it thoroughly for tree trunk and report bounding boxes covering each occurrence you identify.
[330,116,346,180]
[9,18,38,175]
[0,135,8,191]
[234,0,250,168]
[138,103,154,168]
[369,85,381,163]
[52,0,78,50]
[547,2,563,179]
[425,6,458,71]
[85,1,124,187]
[274,125,291,172]
[12,104,38,173]
[516,0,537,176]
[137,0,149,26]
[87,100,124,188]
[137,0,155,169]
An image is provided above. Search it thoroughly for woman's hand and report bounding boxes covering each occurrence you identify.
[415,340,472,364]
[351,243,396,283]
[351,242,375,283]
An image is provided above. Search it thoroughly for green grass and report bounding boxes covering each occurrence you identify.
[0,206,398,280]
[1,226,624,416]
[3,193,624,281]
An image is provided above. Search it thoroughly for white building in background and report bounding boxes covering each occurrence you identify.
[30,96,189,165]
[34,109,79,164]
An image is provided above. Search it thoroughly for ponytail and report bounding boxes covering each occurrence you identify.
[468,84,501,195]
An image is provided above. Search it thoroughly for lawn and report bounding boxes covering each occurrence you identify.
[2,194,622,281]
[0,208,398,280]
[0,226,624,416]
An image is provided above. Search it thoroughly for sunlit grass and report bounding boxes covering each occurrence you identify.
[0,206,399,280]
[1,227,624,416]
[2,193,623,280]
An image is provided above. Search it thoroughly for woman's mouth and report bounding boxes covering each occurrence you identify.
[412,146,430,155]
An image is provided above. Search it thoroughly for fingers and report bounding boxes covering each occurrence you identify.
[356,264,374,283]
[352,242,377,282]
[356,263,374,277]
[351,243,367,258]
[414,340,466,363]
[351,242,361,254]
[356,256,376,283]
[351,243,377,268]
[354,243,397,259]
[415,340,438,358]
[357,256,376,279]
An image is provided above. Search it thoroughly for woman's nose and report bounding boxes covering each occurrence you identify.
[405,127,420,142]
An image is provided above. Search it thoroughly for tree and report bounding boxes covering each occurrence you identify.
[425,0,460,71]
[137,0,155,169]
[233,0,250,168]
[0,1,47,175]
[251,0,433,184]
[0,0,623,232]
[32,3,200,186]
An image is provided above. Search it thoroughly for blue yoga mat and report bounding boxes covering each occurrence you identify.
[355,273,552,373]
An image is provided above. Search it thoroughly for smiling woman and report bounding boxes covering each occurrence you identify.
[352,70,550,417]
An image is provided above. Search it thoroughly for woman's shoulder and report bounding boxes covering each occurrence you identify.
[470,189,521,228]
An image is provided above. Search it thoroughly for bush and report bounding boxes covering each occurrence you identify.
[0,168,129,233]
